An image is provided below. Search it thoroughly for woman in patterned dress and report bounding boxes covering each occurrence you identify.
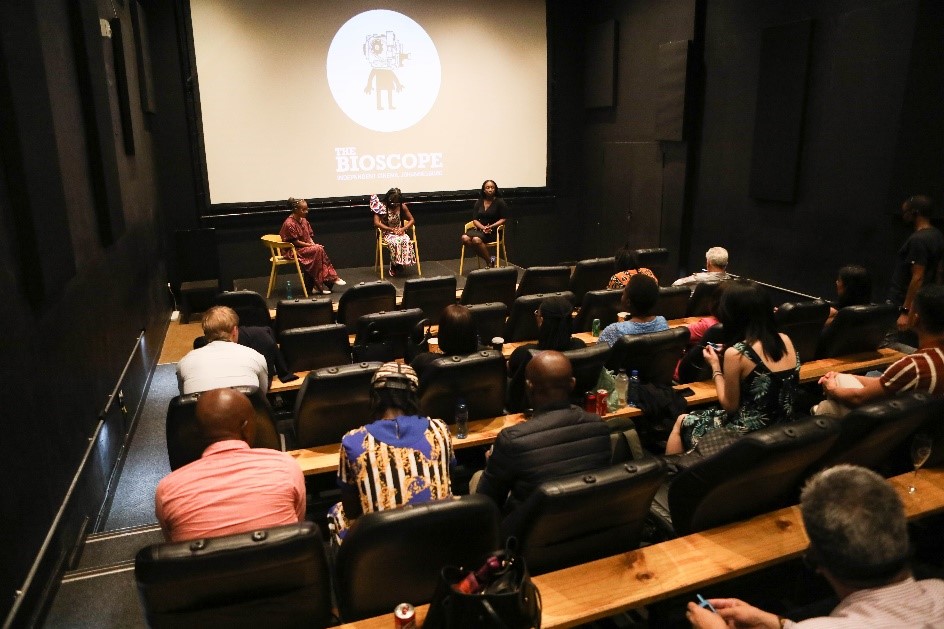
[279,197,345,294]
[328,362,454,543]
[371,187,416,277]
[665,280,800,454]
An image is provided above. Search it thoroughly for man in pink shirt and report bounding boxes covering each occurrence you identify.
[155,388,306,542]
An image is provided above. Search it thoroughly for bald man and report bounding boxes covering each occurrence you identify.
[475,351,611,521]
[155,388,305,542]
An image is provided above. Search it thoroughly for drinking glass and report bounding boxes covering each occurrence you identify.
[909,433,933,494]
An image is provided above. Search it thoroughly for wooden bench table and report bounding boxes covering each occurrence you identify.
[336,467,944,628]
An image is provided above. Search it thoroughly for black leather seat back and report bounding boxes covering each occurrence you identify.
[814,392,941,471]
[634,248,670,284]
[505,459,667,575]
[653,285,691,320]
[334,495,501,621]
[460,266,517,310]
[573,289,622,332]
[401,275,457,324]
[506,342,606,413]
[275,297,334,338]
[135,522,332,629]
[465,302,508,344]
[775,300,829,362]
[569,257,616,303]
[686,281,723,317]
[279,324,351,373]
[815,303,897,359]
[336,281,397,332]
[677,323,724,384]
[419,350,507,422]
[166,386,280,471]
[504,292,576,343]
[215,290,273,328]
[667,416,841,535]
[515,266,571,298]
[293,362,382,447]
[606,326,690,386]
[352,308,425,362]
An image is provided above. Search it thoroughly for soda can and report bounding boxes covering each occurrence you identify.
[596,389,609,416]
[584,391,597,413]
[394,603,416,628]
[591,318,601,337]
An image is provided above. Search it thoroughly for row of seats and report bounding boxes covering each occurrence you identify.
[141,392,942,626]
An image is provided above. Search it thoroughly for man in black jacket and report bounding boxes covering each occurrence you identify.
[474,351,612,520]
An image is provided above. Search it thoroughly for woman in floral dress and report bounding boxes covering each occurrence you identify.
[371,187,416,276]
[666,280,800,454]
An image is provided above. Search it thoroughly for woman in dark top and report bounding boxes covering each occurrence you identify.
[825,264,872,326]
[507,296,585,377]
[666,280,800,454]
[461,179,507,267]
[410,304,481,376]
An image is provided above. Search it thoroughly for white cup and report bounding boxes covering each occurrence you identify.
[617,311,630,322]
[428,337,441,353]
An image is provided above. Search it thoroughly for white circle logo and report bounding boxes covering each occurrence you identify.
[326,10,441,133]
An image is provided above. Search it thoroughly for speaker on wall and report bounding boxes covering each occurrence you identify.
[584,19,617,109]
[656,39,691,142]
[749,20,813,203]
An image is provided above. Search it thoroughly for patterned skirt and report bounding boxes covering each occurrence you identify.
[384,233,416,266]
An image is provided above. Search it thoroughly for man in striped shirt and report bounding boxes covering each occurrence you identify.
[819,284,944,405]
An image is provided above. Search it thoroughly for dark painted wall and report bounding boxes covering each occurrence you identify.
[688,0,944,300]
[0,0,168,621]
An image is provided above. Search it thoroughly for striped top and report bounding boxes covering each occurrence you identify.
[336,415,454,523]
[880,346,944,396]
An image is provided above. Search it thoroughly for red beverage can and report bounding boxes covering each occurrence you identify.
[394,603,416,628]
[597,389,610,416]
[584,391,597,413]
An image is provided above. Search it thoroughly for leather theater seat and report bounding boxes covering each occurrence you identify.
[418,350,507,423]
[279,323,351,373]
[573,289,623,333]
[515,265,571,299]
[400,275,457,324]
[775,299,829,362]
[653,285,691,320]
[459,266,517,310]
[569,256,616,304]
[352,308,425,362]
[606,326,690,386]
[650,416,841,537]
[135,521,331,629]
[815,303,897,359]
[214,290,273,328]
[502,458,667,575]
[336,281,397,333]
[504,292,575,343]
[275,297,334,339]
[333,495,501,621]
[293,362,382,448]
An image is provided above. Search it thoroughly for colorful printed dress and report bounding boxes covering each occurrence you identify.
[371,195,416,267]
[278,215,339,289]
[328,415,454,542]
[680,342,800,450]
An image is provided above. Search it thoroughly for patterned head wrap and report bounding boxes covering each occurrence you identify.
[369,194,387,215]
[371,361,419,392]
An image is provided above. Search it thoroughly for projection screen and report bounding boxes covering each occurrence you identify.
[189,0,549,205]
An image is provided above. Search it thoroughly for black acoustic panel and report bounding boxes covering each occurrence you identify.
[656,40,691,142]
[749,20,813,202]
[600,142,663,254]
[175,228,219,283]
[584,19,617,109]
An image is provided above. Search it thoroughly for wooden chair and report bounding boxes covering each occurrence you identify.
[375,225,422,279]
[459,221,508,274]
[261,234,307,299]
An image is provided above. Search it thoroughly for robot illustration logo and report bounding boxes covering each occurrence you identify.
[327,10,441,132]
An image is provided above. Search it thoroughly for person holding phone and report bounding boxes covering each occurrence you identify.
[666,280,799,455]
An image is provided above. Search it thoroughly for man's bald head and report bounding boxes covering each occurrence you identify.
[525,351,575,409]
[195,388,256,445]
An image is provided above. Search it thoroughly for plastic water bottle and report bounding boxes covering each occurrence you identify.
[455,398,469,439]
[285,280,293,299]
[627,370,641,408]
[615,369,629,407]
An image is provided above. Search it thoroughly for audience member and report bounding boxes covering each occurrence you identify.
[371,187,416,277]
[474,351,611,529]
[673,246,731,286]
[888,194,944,332]
[461,179,507,267]
[177,306,268,395]
[607,246,658,290]
[675,282,725,382]
[279,196,345,294]
[687,465,944,628]
[410,304,480,376]
[155,388,305,542]
[826,264,872,326]
[816,284,944,414]
[667,280,799,454]
[328,362,454,543]
[507,295,586,377]
[598,274,669,347]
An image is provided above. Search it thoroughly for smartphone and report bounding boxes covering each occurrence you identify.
[705,342,724,352]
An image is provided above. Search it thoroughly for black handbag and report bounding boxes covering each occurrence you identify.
[424,540,541,629]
